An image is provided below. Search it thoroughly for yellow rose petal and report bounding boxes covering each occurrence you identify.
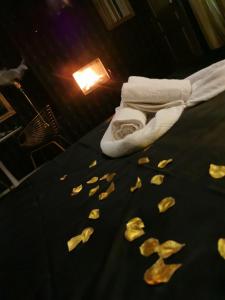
[71,184,83,196]
[86,177,99,184]
[127,217,145,230]
[158,159,173,168]
[88,209,100,220]
[99,192,108,201]
[130,177,142,192]
[67,227,94,252]
[156,240,185,258]
[209,164,225,179]
[218,238,225,259]
[60,174,68,181]
[138,157,150,165]
[158,197,175,213]
[67,235,83,252]
[99,182,115,201]
[150,174,165,185]
[139,238,159,257]
[89,185,100,197]
[125,228,145,242]
[144,258,182,285]
[125,217,145,242]
[89,160,97,168]
[100,173,116,182]
[81,227,94,243]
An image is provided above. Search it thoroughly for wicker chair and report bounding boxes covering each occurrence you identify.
[18,105,66,168]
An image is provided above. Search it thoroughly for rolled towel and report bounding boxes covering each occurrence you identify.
[111,107,147,140]
[121,77,191,112]
[101,105,185,158]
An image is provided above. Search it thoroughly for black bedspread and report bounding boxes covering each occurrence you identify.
[1,92,225,300]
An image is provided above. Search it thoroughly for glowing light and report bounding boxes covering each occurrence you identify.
[72,58,110,95]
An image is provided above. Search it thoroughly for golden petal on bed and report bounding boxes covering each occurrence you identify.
[89,160,97,168]
[106,172,117,182]
[67,234,83,252]
[130,177,142,192]
[125,228,145,242]
[99,173,116,182]
[98,192,108,201]
[89,185,100,197]
[150,174,165,185]
[218,238,225,259]
[100,174,108,181]
[127,217,145,230]
[99,182,115,200]
[71,184,83,196]
[60,174,68,181]
[156,240,185,258]
[139,238,159,257]
[144,258,182,285]
[81,227,94,243]
[158,159,173,168]
[86,176,99,184]
[158,197,175,213]
[88,209,100,219]
[209,164,225,179]
[138,157,150,165]
[125,217,145,241]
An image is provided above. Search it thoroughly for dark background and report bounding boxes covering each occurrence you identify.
[0,0,224,179]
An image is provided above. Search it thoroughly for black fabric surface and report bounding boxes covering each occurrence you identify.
[2,92,225,300]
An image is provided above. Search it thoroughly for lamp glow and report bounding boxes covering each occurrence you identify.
[73,58,110,95]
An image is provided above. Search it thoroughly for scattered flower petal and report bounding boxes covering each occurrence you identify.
[156,240,185,258]
[218,238,225,259]
[60,174,68,181]
[158,159,173,168]
[138,157,150,165]
[158,197,175,213]
[99,182,115,200]
[150,174,165,185]
[89,160,97,168]
[209,164,225,179]
[88,209,100,220]
[71,184,83,196]
[139,238,159,257]
[125,217,145,242]
[86,177,99,184]
[130,177,142,192]
[144,258,182,285]
[89,185,100,197]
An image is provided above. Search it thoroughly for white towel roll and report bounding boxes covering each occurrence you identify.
[121,78,191,112]
[111,107,147,140]
[101,105,185,158]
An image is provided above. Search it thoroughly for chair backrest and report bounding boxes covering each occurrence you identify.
[19,105,60,148]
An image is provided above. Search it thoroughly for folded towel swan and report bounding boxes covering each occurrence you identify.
[100,59,225,158]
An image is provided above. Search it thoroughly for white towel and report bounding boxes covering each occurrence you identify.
[121,78,191,112]
[101,105,185,158]
[101,59,225,158]
[187,59,225,106]
[111,107,147,140]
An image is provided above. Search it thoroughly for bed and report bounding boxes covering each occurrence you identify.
[1,90,225,300]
